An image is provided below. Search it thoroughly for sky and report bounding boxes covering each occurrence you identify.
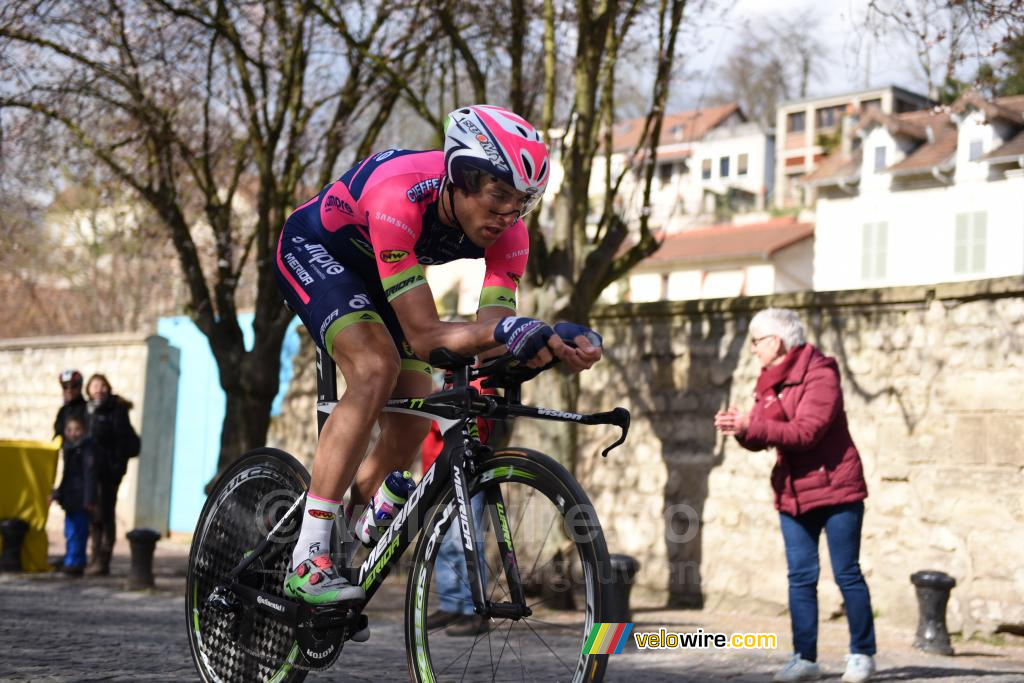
[674,0,969,109]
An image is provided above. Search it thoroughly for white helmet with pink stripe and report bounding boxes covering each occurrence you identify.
[443,104,550,215]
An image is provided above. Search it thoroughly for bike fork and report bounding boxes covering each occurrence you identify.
[452,457,531,620]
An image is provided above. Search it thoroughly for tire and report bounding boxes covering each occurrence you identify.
[186,448,311,683]
[405,447,613,682]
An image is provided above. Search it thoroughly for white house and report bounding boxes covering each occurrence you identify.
[610,216,814,302]
[588,102,774,234]
[805,93,1024,291]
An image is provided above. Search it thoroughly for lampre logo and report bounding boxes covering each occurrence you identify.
[308,509,336,520]
[324,195,353,215]
[380,249,408,263]
[303,243,344,275]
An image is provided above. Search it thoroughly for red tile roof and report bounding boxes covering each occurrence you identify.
[982,127,1024,163]
[855,109,929,141]
[641,217,814,265]
[952,92,1024,124]
[611,102,742,153]
[803,150,861,186]
[888,112,957,175]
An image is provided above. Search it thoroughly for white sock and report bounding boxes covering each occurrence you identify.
[291,492,341,570]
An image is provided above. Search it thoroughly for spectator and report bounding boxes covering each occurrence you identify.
[84,373,141,576]
[54,369,86,439]
[51,415,96,576]
[714,308,876,683]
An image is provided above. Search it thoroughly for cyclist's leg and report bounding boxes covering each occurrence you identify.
[275,219,394,604]
[350,373,433,508]
[347,300,434,508]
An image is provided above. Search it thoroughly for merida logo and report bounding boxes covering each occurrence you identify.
[384,275,424,298]
[257,596,285,613]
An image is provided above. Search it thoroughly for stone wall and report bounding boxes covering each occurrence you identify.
[0,333,178,534]
[260,276,1024,636]
[560,276,1023,637]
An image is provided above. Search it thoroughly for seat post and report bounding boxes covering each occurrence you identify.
[315,346,338,437]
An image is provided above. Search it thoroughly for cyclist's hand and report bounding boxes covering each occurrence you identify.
[551,321,603,373]
[493,316,555,366]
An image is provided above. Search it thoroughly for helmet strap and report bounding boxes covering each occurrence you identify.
[442,178,467,242]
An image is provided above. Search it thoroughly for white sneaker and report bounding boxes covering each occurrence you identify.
[842,653,876,683]
[773,654,821,682]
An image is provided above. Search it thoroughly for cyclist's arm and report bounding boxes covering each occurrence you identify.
[391,285,503,359]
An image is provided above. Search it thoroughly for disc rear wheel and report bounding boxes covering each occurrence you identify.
[186,448,311,683]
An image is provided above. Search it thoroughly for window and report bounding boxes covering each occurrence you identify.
[659,163,674,184]
[701,158,712,180]
[969,139,984,161]
[787,111,806,133]
[861,222,888,280]
[737,153,749,176]
[955,212,987,274]
[719,156,730,178]
[815,105,843,129]
[873,146,887,172]
[861,98,882,112]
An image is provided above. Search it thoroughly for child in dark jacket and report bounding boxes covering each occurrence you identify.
[51,415,97,576]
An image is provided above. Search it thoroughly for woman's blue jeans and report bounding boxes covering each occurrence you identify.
[779,501,876,661]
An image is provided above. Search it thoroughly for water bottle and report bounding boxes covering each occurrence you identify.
[356,470,416,547]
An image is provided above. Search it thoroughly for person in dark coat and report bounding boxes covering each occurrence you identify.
[51,415,97,576]
[84,373,141,576]
[714,308,876,683]
[54,368,87,439]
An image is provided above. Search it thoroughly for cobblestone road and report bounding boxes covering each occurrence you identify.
[2,540,1023,682]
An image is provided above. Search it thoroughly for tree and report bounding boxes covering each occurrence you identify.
[713,11,826,129]
[0,0,431,476]
[372,0,692,469]
[865,0,1024,102]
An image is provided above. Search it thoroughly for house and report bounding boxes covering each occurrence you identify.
[775,86,933,208]
[589,102,774,233]
[611,216,814,302]
[804,92,1024,291]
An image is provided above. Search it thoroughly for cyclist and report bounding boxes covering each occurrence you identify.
[274,105,603,615]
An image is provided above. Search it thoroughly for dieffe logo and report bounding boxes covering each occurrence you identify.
[380,249,408,263]
[308,509,336,520]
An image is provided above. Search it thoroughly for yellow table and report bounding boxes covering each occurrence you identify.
[0,439,59,572]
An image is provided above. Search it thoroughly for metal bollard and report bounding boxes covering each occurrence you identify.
[910,570,957,655]
[125,528,161,590]
[0,519,30,572]
[606,554,641,623]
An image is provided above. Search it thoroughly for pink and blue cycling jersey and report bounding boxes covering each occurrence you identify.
[275,148,528,367]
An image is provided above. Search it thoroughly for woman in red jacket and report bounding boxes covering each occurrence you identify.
[715,308,876,683]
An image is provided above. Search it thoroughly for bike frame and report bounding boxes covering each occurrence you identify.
[221,347,628,624]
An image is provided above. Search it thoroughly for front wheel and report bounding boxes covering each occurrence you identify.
[405,447,614,682]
